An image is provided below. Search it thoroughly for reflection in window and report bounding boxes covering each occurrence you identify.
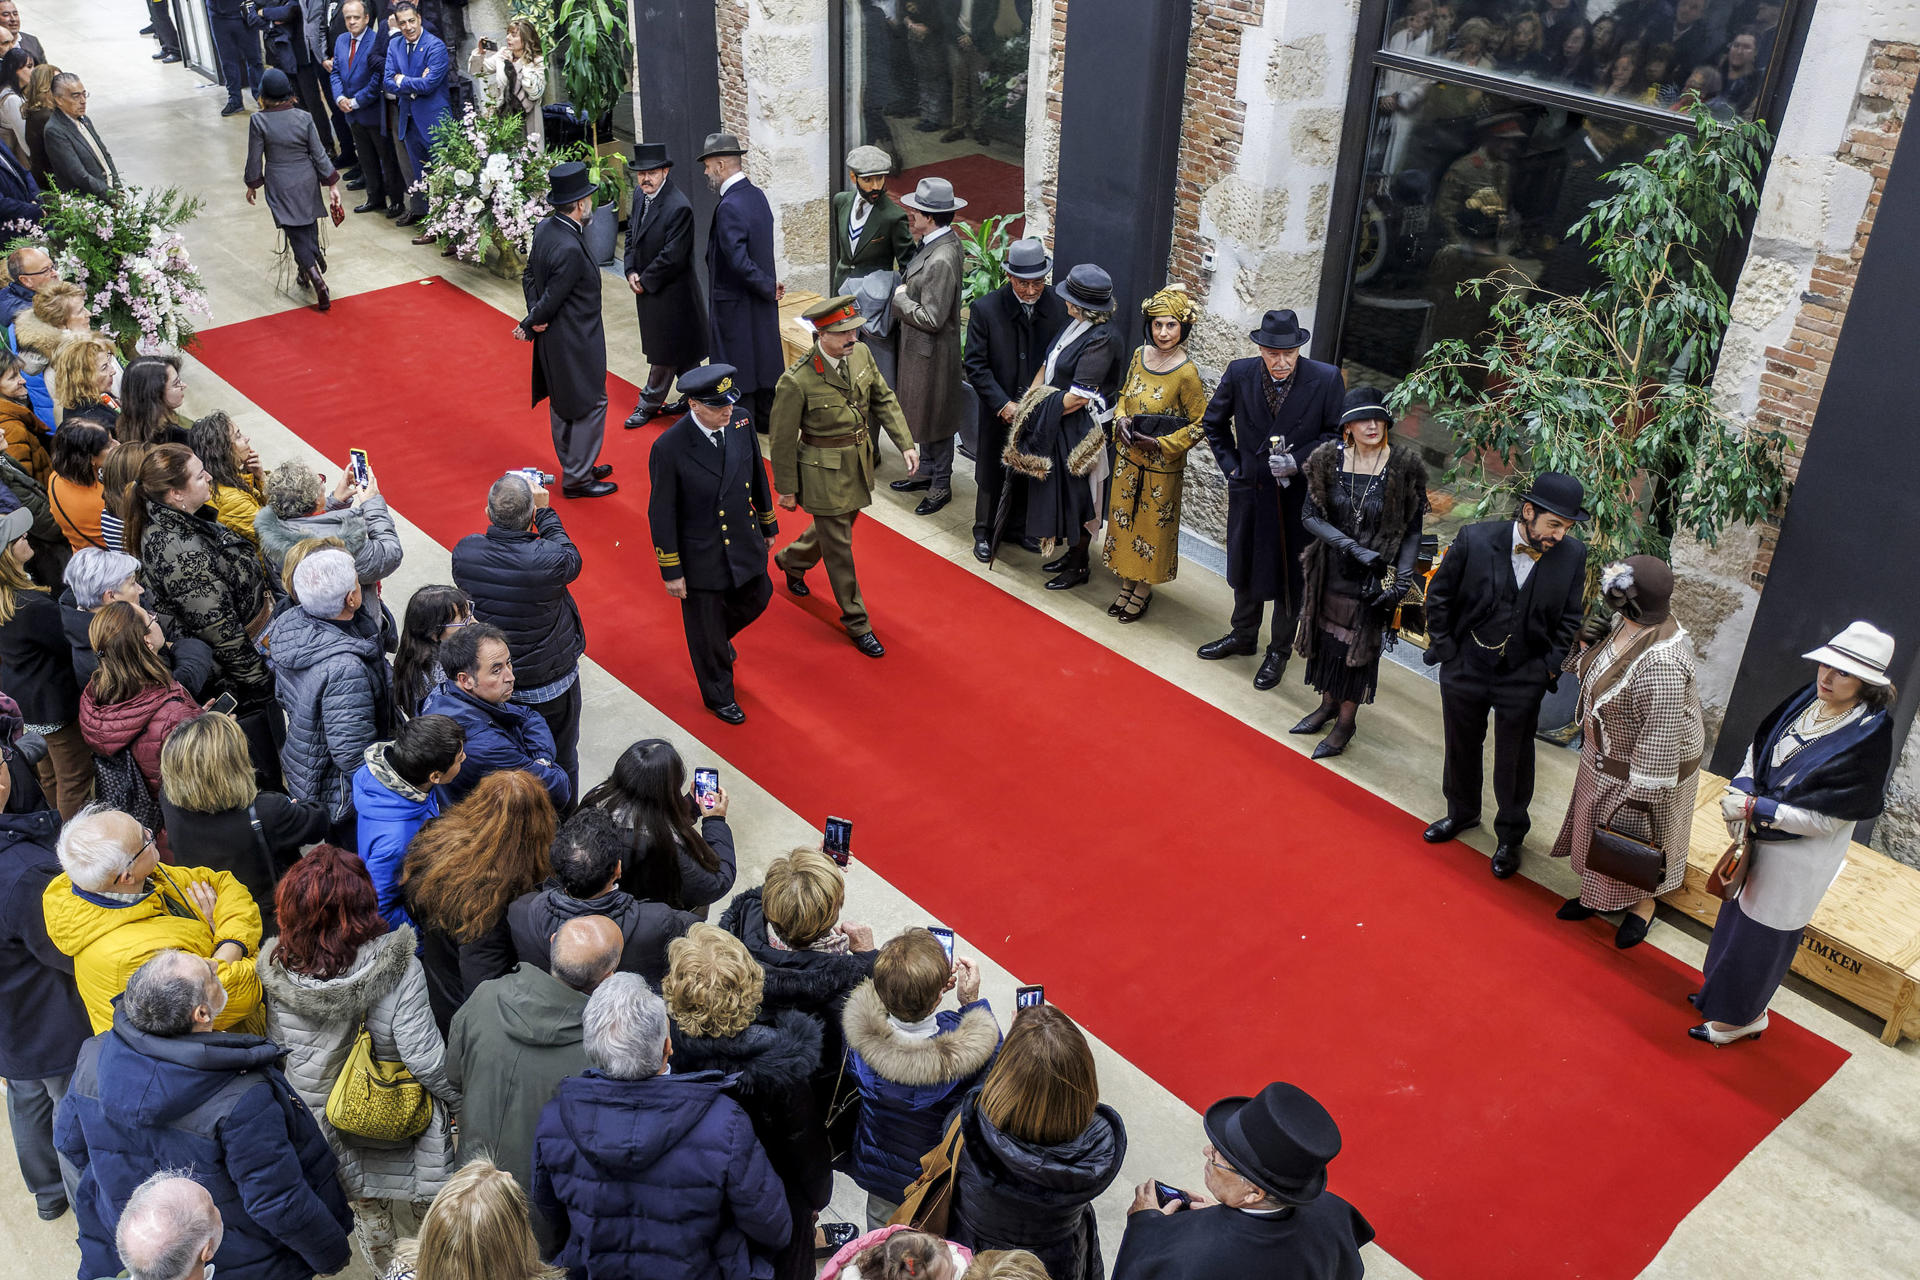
[843,0,1031,226]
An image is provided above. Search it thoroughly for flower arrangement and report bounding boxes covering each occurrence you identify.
[415,105,549,270]
[6,186,210,355]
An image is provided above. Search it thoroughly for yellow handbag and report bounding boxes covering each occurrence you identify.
[324,1023,432,1144]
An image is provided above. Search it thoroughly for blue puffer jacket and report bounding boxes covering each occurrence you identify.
[352,741,440,931]
[260,605,393,823]
[532,1068,791,1280]
[54,1008,353,1280]
[418,683,571,810]
[451,508,585,689]
[841,981,1001,1201]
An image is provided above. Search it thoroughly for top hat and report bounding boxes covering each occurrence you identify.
[804,294,867,334]
[545,161,597,207]
[1202,1082,1343,1206]
[1251,309,1310,350]
[845,145,893,177]
[260,68,294,100]
[627,142,673,172]
[899,177,968,215]
[1804,621,1897,687]
[697,131,746,161]
[1521,471,1591,523]
[1338,384,1394,430]
[1055,263,1114,312]
[1600,555,1674,624]
[1005,238,1052,280]
[0,506,31,549]
[677,364,741,407]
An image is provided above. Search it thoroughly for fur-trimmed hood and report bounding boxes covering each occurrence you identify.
[11,310,70,368]
[718,887,876,1011]
[670,1006,822,1098]
[842,980,1000,1086]
[258,926,417,1025]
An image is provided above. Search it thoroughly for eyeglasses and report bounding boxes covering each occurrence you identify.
[119,828,157,880]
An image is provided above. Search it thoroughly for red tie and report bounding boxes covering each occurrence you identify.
[348,35,359,70]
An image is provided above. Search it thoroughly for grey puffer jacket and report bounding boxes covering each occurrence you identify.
[258,927,462,1203]
[260,604,393,819]
[254,496,404,587]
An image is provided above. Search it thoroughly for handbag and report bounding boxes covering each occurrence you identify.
[330,200,346,228]
[1587,798,1666,893]
[95,747,161,829]
[888,1110,965,1236]
[1707,831,1750,901]
[325,1021,433,1145]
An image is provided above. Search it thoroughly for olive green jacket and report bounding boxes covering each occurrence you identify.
[770,341,913,517]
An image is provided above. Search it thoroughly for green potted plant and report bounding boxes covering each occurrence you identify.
[553,0,632,265]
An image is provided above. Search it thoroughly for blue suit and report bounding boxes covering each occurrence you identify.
[328,26,388,127]
[0,144,41,228]
[384,29,451,214]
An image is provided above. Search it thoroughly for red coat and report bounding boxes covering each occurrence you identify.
[78,680,198,797]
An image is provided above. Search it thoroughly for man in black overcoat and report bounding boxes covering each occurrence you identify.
[621,141,708,428]
[1420,473,1590,878]
[961,235,1066,561]
[700,132,786,437]
[516,161,616,499]
[647,365,779,725]
[1199,309,1344,689]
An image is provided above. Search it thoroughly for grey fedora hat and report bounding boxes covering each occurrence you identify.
[1005,237,1052,279]
[697,131,746,160]
[899,177,968,214]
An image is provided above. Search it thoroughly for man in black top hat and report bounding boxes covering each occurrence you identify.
[1112,1081,1373,1280]
[647,364,778,725]
[700,132,786,437]
[1420,473,1590,878]
[622,141,708,428]
[515,161,616,499]
[1198,309,1345,688]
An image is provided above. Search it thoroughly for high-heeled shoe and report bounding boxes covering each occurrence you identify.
[1290,704,1337,735]
[311,272,331,313]
[1688,1013,1768,1046]
[1311,720,1355,760]
[1117,590,1152,623]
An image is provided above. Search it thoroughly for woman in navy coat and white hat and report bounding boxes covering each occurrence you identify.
[1697,621,1898,1045]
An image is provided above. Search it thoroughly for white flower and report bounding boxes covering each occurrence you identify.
[465,197,484,214]
[453,170,475,189]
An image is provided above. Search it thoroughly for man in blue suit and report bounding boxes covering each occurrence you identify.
[0,139,39,228]
[208,0,263,117]
[331,0,403,216]
[699,132,786,437]
[385,1,450,228]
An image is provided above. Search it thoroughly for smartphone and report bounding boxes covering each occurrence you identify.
[1153,1181,1191,1209]
[823,815,852,866]
[692,767,719,809]
[207,691,238,716]
[1015,984,1045,1010]
[348,448,370,488]
[820,1222,859,1251]
[927,925,955,963]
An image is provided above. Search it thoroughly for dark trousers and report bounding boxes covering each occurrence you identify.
[921,434,955,493]
[325,95,358,169]
[526,679,581,807]
[1230,589,1297,655]
[746,386,775,436]
[282,220,322,278]
[681,574,773,709]
[147,0,181,55]
[973,416,1027,540]
[211,15,263,106]
[6,1072,78,1216]
[348,119,402,209]
[1439,657,1548,845]
[293,62,339,157]
[633,362,693,417]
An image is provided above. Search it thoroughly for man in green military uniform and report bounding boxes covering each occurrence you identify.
[1433,114,1524,241]
[771,296,920,658]
[829,145,915,294]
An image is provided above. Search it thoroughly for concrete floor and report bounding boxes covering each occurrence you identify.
[5,5,1919,1279]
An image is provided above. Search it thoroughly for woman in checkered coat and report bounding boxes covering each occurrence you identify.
[1548,556,1704,949]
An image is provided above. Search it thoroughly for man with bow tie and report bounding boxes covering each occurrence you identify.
[1420,472,1590,880]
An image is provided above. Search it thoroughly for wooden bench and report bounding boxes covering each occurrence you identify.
[1661,771,1920,1046]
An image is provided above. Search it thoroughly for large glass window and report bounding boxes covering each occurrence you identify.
[840,0,1031,225]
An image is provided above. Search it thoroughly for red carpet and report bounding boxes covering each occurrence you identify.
[197,278,1848,1280]
[894,150,1026,228]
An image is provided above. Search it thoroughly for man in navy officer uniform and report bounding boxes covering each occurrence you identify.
[648,364,779,725]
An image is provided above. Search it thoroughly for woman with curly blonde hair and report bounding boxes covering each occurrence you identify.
[401,768,555,1032]
[50,331,118,430]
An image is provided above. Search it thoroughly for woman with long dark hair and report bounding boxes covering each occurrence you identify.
[0,46,37,165]
[581,737,736,916]
[114,354,188,445]
[392,584,472,719]
[77,600,197,799]
[46,420,111,552]
[186,411,269,550]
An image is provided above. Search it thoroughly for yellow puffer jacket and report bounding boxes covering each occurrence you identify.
[42,862,266,1034]
[209,477,268,551]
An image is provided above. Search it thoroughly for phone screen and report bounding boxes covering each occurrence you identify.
[349,449,370,488]
[927,925,955,962]
[208,692,238,716]
[823,816,852,866]
[692,768,719,808]
[1015,984,1045,1009]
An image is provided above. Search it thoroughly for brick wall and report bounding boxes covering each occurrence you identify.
[716,0,749,141]
[1037,0,1069,231]
[1167,1,1266,290]
[1747,41,1917,585]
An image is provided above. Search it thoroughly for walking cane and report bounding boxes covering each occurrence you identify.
[1269,434,1295,617]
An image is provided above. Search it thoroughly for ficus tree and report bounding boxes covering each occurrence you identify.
[554,0,633,169]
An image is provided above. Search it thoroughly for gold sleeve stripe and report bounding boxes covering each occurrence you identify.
[654,549,681,565]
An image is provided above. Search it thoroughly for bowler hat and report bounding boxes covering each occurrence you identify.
[627,142,672,172]
[545,161,597,207]
[803,294,867,334]
[845,145,893,177]
[1804,620,1897,687]
[677,364,741,406]
[1004,238,1052,280]
[1339,385,1394,429]
[261,68,294,100]
[1521,471,1590,522]
[1055,263,1114,312]
[1250,309,1310,350]
[697,131,746,161]
[900,177,967,214]
[1202,1082,1343,1205]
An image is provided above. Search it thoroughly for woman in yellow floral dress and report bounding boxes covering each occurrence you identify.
[1101,285,1208,622]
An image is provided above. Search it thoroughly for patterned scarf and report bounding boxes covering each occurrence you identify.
[767,922,853,955]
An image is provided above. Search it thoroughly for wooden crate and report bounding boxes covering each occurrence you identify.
[779,289,824,368]
[1662,772,1920,1046]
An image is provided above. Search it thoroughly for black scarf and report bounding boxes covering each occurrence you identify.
[1748,683,1893,826]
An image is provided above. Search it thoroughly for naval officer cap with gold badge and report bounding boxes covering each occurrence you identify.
[678,364,742,405]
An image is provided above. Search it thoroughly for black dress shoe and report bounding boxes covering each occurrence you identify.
[1045,562,1090,590]
[1615,911,1653,949]
[662,398,691,416]
[1252,650,1288,690]
[1490,843,1522,879]
[353,200,382,214]
[708,702,747,725]
[1042,552,1071,573]
[1020,537,1042,553]
[1556,897,1599,921]
[890,476,933,492]
[383,204,405,219]
[781,566,810,596]
[1422,815,1480,843]
[346,178,366,191]
[852,631,885,657]
[623,407,656,429]
[973,539,992,563]
[1115,592,1153,624]
[160,51,182,63]
[394,211,422,228]
[914,490,951,516]
[141,23,155,33]
[561,479,618,498]
[1196,634,1257,661]
[590,464,613,480]
[343,166,363,181]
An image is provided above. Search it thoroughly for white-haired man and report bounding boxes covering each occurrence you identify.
[532,972,790,1276]
[115,1173,222,1280]
[41,806,262,1034]
[59,547,216,695]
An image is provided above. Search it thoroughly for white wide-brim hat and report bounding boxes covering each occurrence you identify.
[1803,620,1895,686]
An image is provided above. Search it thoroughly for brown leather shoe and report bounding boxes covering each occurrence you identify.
[410,232,437,246]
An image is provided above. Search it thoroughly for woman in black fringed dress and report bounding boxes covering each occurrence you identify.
[1291,385,1428,759]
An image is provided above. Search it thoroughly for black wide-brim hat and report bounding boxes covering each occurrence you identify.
[1339,384,1394,429]
[1523,470,1591,522]
[628,142,672,171]
[1203,1082,1342,1206]
[545,160,597,206]
[1055,263,1113,311]
[1251,308,1310,350]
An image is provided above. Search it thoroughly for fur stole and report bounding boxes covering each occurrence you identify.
[1301,439,1428,552]
[1000,382,1059,480]
[841,980,999,1086]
